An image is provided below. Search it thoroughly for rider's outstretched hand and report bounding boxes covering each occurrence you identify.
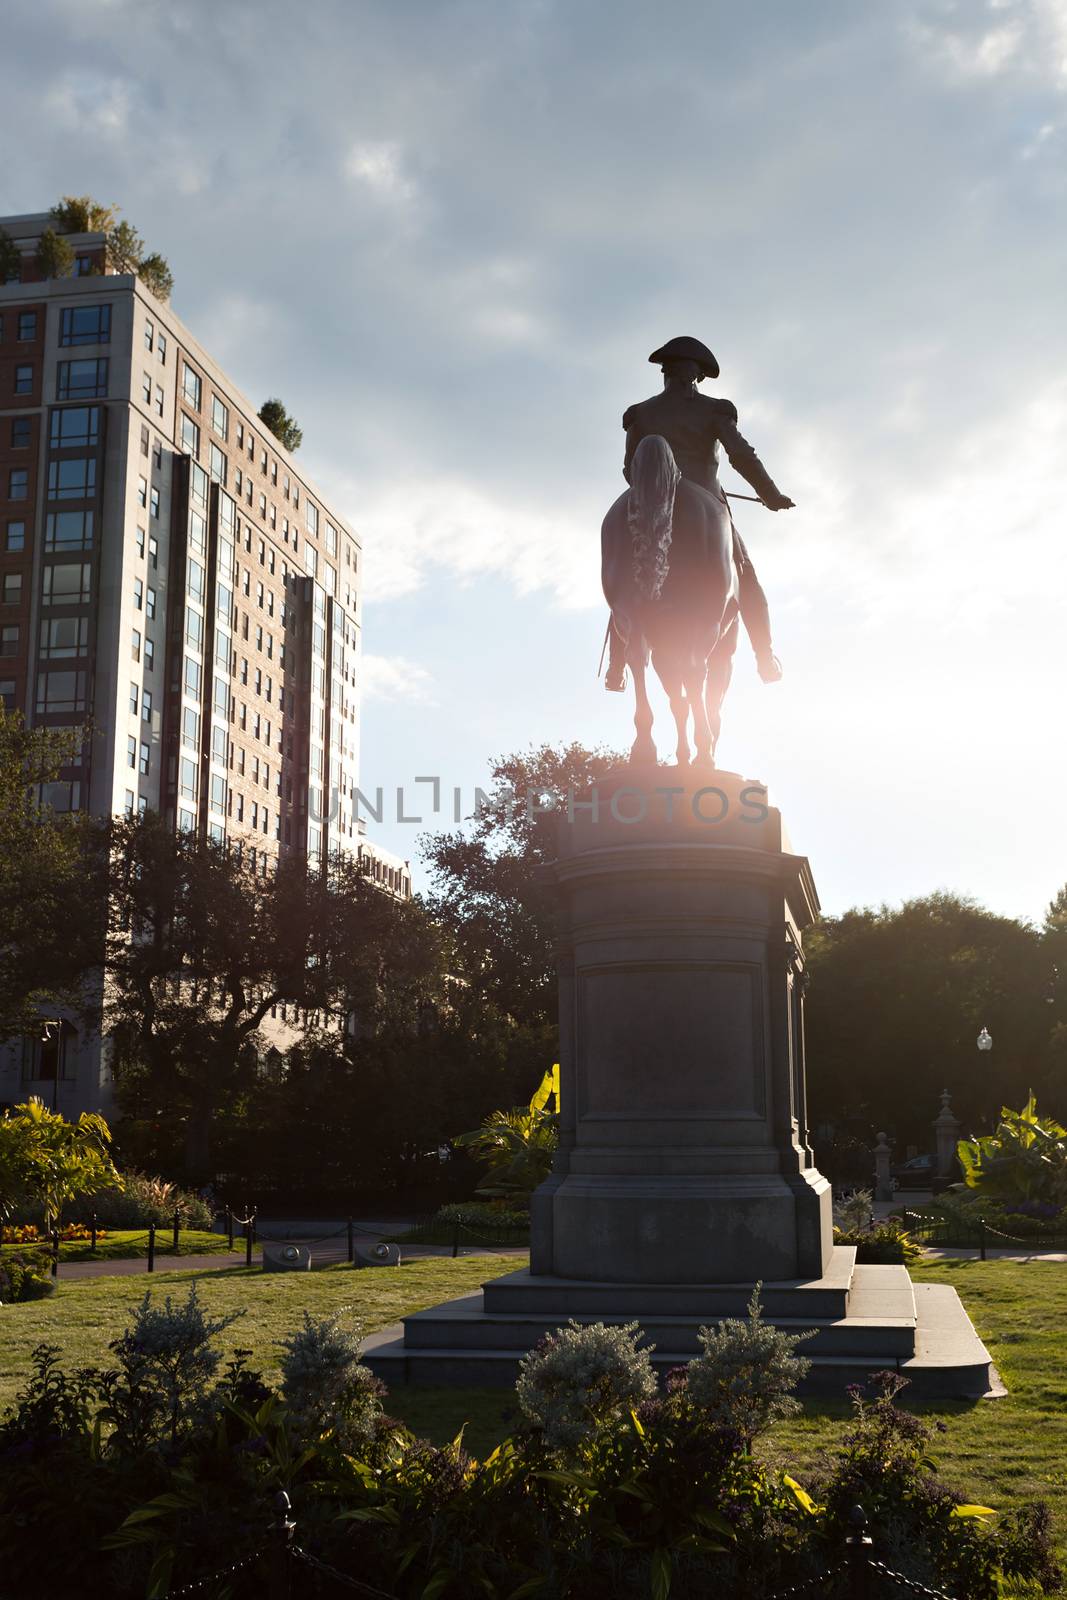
[765,493,795,511]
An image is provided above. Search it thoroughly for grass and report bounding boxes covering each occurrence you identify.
[2,1229,238,1262]
[0,1253,518,1403]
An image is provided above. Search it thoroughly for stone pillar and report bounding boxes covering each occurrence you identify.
[531,767,832,1285]
[932,1090,961,1179]
[873,1132,893,1202]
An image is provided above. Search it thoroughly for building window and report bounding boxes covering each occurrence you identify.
[131,629,141,662]
[211,397,229,439]
[139,742,150,775]
[181,706,200,748]
[304,545,318,579]
[184,656,201,697]
[8,469,28,501]
[48,458,96,500]
[259,493,267,519]
[137,476,148,509]
[5,521,25,551]
[136,526,145,558]
[146,587,156,621]
[14,365,33,394]
[129,681,138,714]
[187,558,205,603]
[181,413,200,458]
[209,443,226,486]
[2,572,21,604]
[141,687,152,722]
[11,417,30,448]
[152,437,162,469]
[18,312,37,341]
[60,304,111,347]
[42,563,91,605]
[140,423,150,458]
[45,510,93,551]
[148,535,158,568]
[124,789,135,816]
[150,486,160,520]
[144,319,154,351]
[141,373,152,405]
[56,358,108,400]
[182,363,202,409]
[133,578,143,611]
[0,624,19,654]
[179,757,197,800]
[39,616,87,658]
[50,406,100,448]
[155,385,164,418]
[158,333,167,364]
[144,636,154,670]
[127,735,137,767]
[35,670,87,714]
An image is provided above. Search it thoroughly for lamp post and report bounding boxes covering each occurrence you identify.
[976,1026,993,1133]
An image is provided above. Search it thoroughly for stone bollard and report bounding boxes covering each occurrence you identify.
[873,1132,893,1202]
[933,1089,962,1179]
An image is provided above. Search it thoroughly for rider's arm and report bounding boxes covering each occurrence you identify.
[622,406,639,484]
[717,416,792,510]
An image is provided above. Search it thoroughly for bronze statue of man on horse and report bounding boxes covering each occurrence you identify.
[601,336,794,766]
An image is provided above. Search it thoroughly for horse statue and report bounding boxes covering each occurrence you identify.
[601,337,794,767]
[602,434,740,767]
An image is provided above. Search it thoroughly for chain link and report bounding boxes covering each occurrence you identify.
[166,1552,258,1596]
[763,1561,846,1598]
[290,1545,400,1598]
[866,1557,958,1599]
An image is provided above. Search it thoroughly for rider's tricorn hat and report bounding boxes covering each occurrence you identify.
[648,335,719,379]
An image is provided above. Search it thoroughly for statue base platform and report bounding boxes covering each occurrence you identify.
[362,1247,1000,1399]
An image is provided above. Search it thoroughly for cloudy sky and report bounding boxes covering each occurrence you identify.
[4,0,1066,923]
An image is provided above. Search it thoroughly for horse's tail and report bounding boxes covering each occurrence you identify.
[627,434,680,601]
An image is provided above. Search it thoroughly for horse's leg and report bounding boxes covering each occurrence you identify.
[705,613,740,763]
[629,644,656,765]
[685,656,714,767]
[650,644,689,766]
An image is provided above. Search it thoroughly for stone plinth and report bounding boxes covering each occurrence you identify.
[530,767,831,1285]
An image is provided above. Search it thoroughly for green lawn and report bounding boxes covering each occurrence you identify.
[3,1253,1065,1582]
[2,1228,238,1263]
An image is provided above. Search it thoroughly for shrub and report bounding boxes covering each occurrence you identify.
[434,1201,529,1230]
[957,1094,1067,1210]
[278,1309,384,1452]
[70,1169,213,1230]
[99,1285,243,1452]
[834,1220,921,1264]
[686,1286,813,1448]
[832,1187,873,1232]
[516,1319,657,1453]
[0,1249,54,1303]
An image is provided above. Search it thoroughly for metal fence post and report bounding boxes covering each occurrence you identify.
[979,1217,987,1261]
[147,1222,156,1273]
[245,1217,253,1268]
[452,1220,460,1259]
[173,1209,180,1253]
[347,1217,354,1263]
[268,1489,295,1600]
[90,1211,97,1253]
[846,1505,873,1599]
[50,1229,59,1278]
[227,1207,234,1250]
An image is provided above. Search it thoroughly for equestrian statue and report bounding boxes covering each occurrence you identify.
[601,336,794,766]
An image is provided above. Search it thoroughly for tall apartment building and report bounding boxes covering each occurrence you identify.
[0,211,410,1117]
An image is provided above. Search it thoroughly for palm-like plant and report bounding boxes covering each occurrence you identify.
[454,1065,559,1202]
[956,1094,1067,1208]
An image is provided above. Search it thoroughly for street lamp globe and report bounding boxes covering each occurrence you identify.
[976,1027,993,1053]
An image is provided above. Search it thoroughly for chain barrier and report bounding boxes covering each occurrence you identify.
[253,1221,353,1246]
[290,1545,400,1598]
[763,1562,845,1598]
[164,1552,258,1596]
[866,1557,958,1598]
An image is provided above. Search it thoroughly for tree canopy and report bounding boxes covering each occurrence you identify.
[35,228,74,280]
[258,399,303,453]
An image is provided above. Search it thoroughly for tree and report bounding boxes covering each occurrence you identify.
[106,220,145,276]
[35,228,74,280]
[0,707,102,1042]
[50,195,119,235]
[138,253,174,302]
[804,892,1053,1151]
[105,813,445,1181]
[258,399,303,453]
[421,742,622,1029]
[0,1098,120,1229]
[0,227,21,284]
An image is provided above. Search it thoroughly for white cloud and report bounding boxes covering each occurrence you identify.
[360,653,436,704]
[344,140,415,201]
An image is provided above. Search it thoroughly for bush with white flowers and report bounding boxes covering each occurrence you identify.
[516,1318,657,1453]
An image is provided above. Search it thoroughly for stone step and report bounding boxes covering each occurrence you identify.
[481,1248,858,1321]
[401,1292,916,1357]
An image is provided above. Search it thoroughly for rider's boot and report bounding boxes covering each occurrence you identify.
[604,619,628,692]
[737,562,783,684]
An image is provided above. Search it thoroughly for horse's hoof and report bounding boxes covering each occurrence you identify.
[630,741,657,766]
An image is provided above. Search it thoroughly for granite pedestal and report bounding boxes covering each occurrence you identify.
[365,770,997,1400]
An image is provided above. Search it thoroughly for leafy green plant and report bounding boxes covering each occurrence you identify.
[105,219,145,275]
[0,1248,55,1303]
[832,1187,873,1231]
[957,1094,1067,1209]
[0,227,20,283]
[686,1286,813,1449]
[453,1065,559,1202]
[0,1099,120,1231]
[137,252,173,302]
[35,227,74,279]
[69,1169,212,1230]
[833,1219,922,1263]
[278,1309,385,1452]
[50,196,119,234]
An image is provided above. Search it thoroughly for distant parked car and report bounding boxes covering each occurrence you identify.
[890,1153,936,1188]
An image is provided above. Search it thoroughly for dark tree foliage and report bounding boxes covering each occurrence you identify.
[35,228,74,279]
[258,398,303,452]
[805,890,1062,1150]
[105,813,444,1182]
[420,742,623,1030]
